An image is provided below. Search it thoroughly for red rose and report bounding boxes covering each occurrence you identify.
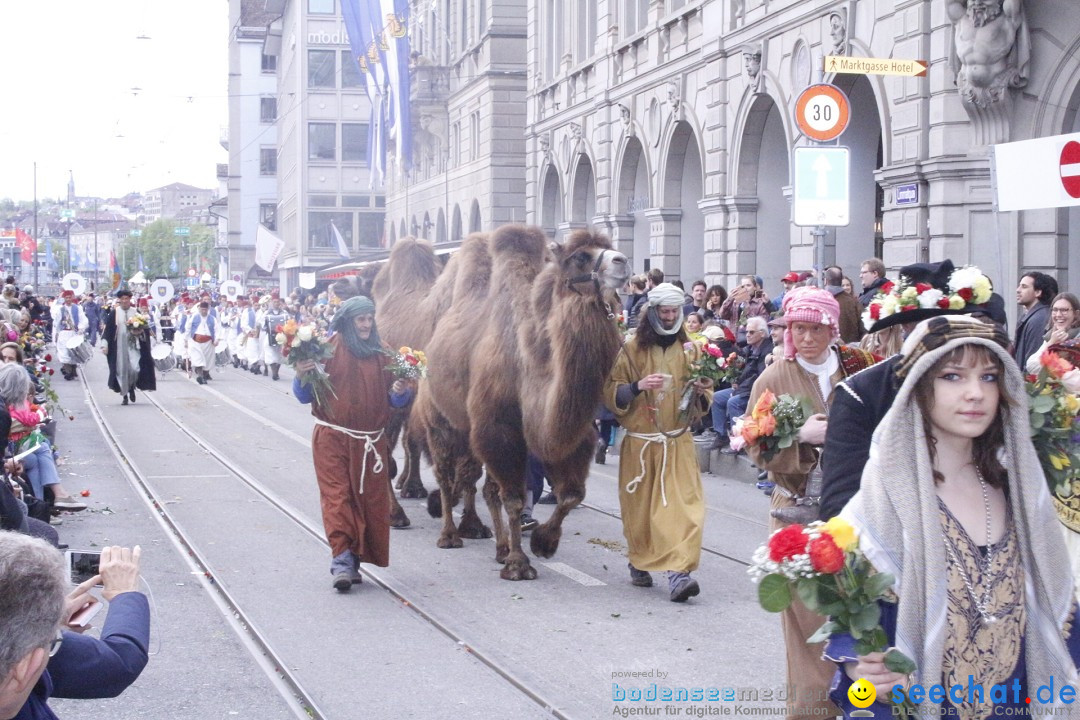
[768,524,809,563]
[881,281,895,294]
[915,283,931,294]
[808,534,845,574]
[958,287,973,301]
[80,490,90,497]
[937,298,950,309]
[48,369,54,376]
[44,354,52,362]
[869,304,881,320]
[705,343,724,358]
[405,354,419,365]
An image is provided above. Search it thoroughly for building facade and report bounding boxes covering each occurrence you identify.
[142,183,216,224]
[513,0,1080,329]
[380,0,528,249]
[264,0,385,292]
[226,0,280,285]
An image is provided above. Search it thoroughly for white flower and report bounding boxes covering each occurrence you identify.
[275,332,287,345]
[297,326,313,342]
[949,266,981,294]
[1062,369,1080,394]
[917,288,944,309]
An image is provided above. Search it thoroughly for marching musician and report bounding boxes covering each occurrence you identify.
[187,301,217,385]
[51,290,88,381]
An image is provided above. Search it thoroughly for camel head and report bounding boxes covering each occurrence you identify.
[556,230,629,294]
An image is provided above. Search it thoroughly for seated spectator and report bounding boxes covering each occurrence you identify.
[0,365,82,511]
[684,312,705,343]
[710,316,773,451]
[0,536,149,720]
[702,285,727,321]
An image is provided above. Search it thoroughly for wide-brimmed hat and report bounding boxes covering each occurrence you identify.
[865,260,958,333]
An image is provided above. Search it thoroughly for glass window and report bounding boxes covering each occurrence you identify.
[307,50,335,88]
[343,195,369,207]
[260,202,277,232]
[341,51,365,88]
[342,123,368,163]
[308,211,353,250]
[309,194,337,207]
[260,97,277,122]
[261,52,277,73]
[308,0,334,14]
[374,196,385,208]
[308,123,336,161]
[259,147,277,175]
[357,212,385,248]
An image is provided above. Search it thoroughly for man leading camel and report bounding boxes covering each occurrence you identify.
[293,296,413,592]
[604,283,713,602]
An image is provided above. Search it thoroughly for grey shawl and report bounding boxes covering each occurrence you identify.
[840,316,1078,716]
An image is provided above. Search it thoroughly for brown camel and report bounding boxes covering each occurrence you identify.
[371,237,491,536]
[423,225,628,579]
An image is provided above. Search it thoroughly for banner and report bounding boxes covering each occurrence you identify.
[380,0,411,173]
[45,238,58,270]
[109,250,122,290]
[331,220,351,258]
[15,229,36,263]
[254,223,285,272]
[170,255,179,274]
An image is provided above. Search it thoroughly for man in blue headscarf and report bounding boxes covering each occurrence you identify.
[293,295,413,591]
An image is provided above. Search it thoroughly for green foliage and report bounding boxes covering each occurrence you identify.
[117,220,216,280]
[758,574,792,613]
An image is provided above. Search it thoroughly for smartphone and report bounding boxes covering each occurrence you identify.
[69,601,102,628]
[67,550,103,586]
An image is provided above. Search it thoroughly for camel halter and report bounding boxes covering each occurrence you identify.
[567,249,617,319]
[312,420,384,494]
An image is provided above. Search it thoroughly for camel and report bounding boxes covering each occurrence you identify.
[420,225,629,579]
[371,237,491,537]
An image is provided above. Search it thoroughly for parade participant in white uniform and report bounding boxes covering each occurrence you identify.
[241,296,262,374]
[261,295,288,380]
[227,299,245,368]
[52,290,89,380]
[187,301,217,385]
[172,296,191,371]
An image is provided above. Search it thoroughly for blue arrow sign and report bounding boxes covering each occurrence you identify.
[793,146,850,227]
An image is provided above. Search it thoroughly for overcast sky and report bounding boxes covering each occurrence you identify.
[0,0,228,203]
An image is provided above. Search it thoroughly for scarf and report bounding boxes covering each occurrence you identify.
[645,283,685,336]
[330,296,382,358]
[841,316,1078,715]
[781,287,840,359]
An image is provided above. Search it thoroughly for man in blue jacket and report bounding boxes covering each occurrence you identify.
[0,535,149,720]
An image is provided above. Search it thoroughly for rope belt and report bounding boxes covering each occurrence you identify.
[312,419,384,495]
[624,431,674,507]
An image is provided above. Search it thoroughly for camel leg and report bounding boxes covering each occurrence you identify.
[433,451,463,549]
[384,407,407,490]
[478,439,535,580]
[482,474,510,565]
[388,472,411,528]
[399,431,428,499]
[454,457,491,539]
[531,437,592,559]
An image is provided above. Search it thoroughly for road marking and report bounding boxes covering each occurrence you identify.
[194,381,312,448]
[540,561,606,587]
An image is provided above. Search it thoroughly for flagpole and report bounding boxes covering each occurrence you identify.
[93,199,99,290]
[32,162,38,289]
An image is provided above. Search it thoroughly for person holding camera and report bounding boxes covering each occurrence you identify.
[718,275,771,346]
[0,536,149,720]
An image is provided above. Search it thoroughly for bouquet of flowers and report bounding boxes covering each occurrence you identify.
[1026,351,1080,498]
[684,340,728,385]
[732,389,813,461]
[277,319,336,406]
[126,313,149,344]
[750,517,917,715]
[384,346,428,380]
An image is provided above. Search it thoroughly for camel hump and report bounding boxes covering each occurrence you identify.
[489,224,549,267]
[374,235,440,298]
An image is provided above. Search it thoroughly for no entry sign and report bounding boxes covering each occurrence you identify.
[1061,141,1080,199]
[994,132,1080,211]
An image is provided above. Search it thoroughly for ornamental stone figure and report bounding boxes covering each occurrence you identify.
[947,0,1030,107]
[743,44,762,89]
[828,11,847,56]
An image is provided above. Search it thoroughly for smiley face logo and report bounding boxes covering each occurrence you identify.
[848,678,876,708]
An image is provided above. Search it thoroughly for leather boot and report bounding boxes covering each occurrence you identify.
[271,364,279,381]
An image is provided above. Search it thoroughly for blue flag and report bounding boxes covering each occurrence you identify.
[45,239,58,270]
[170,255,178,273]
[138,252,146,271]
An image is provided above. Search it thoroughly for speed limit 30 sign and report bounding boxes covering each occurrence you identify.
[795,84,851,142]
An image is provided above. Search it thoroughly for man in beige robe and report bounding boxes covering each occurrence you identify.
[603,283,713,603]
[745,286,877,719]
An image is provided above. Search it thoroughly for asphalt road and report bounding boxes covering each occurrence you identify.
[44,350,790,719]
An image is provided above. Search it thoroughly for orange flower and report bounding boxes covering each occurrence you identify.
[741,417,761,444]
[752,390,776,420]
[757,412,777,437]
[1041,351,1075,380]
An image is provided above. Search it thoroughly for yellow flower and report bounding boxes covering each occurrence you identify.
[973,276,992,304]
[1063,394,1080,415]
[1051,453,1072,471]
[399,346,412,355]
[948,295,966,310]
[821,517,858,551]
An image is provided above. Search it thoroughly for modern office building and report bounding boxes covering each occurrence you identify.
[263,0,385,292]
[142,183,216,224]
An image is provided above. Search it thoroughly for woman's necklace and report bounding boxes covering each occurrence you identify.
[943,466,1001,625]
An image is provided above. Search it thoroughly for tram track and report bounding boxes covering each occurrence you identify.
[83,372,575,719]
[173,359,761,569]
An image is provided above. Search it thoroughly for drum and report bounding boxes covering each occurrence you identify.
[214,339,231,367]
[151,344,176,372]
[65,335,93,365]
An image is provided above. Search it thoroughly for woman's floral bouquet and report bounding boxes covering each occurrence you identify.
[684,340,729,386]
[1026,351,1080,497]
[750,517,917,715]
[278,319,336,406]
[126,313,149,344]
[734,389,813,461]
[384,346,428,380]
